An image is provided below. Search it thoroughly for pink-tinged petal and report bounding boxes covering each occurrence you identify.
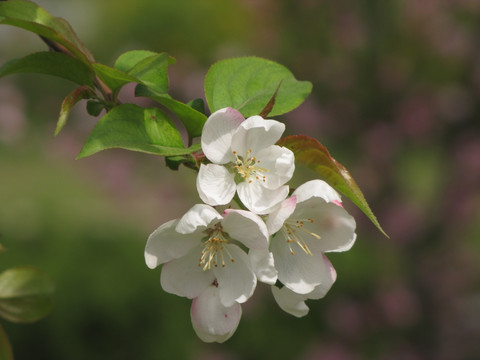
[201,107,244,164]
[160,245,215,299]
[221,209,269,250]
[230,117,285,156]
[271,286,309,318]
[266,196,297,235]
[256,146,295,189]
[294,199,357,253]
[307,255,337,300]
[190,285,242,343]
[176,204,222,234]
[145,219,199,268]
[214,244,256,307]
[249,249,278,285]
[197,164,236,206]
[270,231,328,294]
[293,179,342,204]
[237,181,289,215]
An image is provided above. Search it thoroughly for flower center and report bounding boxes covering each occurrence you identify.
[232,149,268,183]
[282,218,320,256]
[199,223,234,271]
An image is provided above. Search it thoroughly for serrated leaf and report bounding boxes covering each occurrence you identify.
[135,87,207,139]
[91,63,138,94]
[0,266,54,324]
[205,56,312,117]
[0,324,13,360]
[0,52,95,87]
[277,135,389,238]
[77,104,202,158]
[0,0,94,64]
[55,85,95,136]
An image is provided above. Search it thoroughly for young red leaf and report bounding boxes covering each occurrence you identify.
[56,85,95,136]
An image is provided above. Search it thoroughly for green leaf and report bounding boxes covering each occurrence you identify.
[114,50,206,138]
[205,56,312,117]
[0,266,55,324]
[0,244,5,255]
[0,52,95,87]
[78,104,200,158]
[55,85,95,136]
[0,0,94,64]
[277,135,389,238]
[135,88,207,139]
[114,52,173,95]
[91,63,138,94]
[114,50,159,72]
[0,324,13,360]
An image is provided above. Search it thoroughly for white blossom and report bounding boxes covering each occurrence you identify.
[266,180,356,295]
[197,107,295,214]
[145,204,269,307]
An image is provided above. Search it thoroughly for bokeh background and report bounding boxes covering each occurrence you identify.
[1,0,480,359]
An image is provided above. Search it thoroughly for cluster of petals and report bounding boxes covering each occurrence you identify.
[145,203,269,342]
[197,107,295,215]
[145,107,358,342]
[252,179,357,317]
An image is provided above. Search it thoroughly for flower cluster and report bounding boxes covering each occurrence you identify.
[145,108,357,342]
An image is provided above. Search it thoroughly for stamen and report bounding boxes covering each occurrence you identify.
[232,149,269,183]
[199,223,234,270]
[282,218,321,256]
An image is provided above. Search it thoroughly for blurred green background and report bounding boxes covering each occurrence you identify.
[1,0,480,359]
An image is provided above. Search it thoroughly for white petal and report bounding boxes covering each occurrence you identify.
[176,204,222,234]
[160,245,215,299]
[221,209,269,250]
[145,219,198,268]
[256,146,295,189]
[293,179,342,204]
[214,244,256,307]
[230,117,285,156]
[307,254,337,300]
[237,181,289,215]
[271,286,309,318]
[249,249,278,285]
[201,107,244,164]
[294,199,357,253]
[270,231,327,294]
[266,196,297,235]
[196,164,236,206]
[190,285,242,343]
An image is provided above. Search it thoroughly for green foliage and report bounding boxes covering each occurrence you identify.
[0,267,54,324]
[137,91,207,139]
[78,104,200,158]
[91,63,137,94]
[204,56,312,117]
[0,0,94,64]
[278,135,388,237]
[0,51,95,87]
[114,50,207,138]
